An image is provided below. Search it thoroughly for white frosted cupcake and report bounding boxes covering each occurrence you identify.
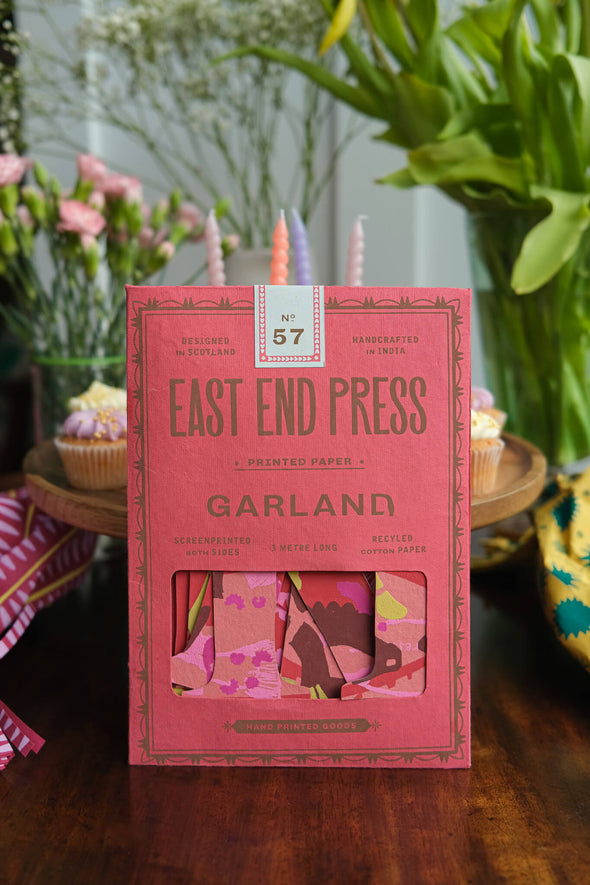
[68,380,126,414]
[471,409,504,497]
[55,407,127,490]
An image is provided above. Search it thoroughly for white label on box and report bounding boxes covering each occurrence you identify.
[255,285,325,367]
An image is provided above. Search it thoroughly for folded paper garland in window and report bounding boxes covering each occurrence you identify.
[171,570,426,699]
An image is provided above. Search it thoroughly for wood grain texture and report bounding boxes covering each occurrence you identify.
[1,553,588,884]
[471,433,546,529]
[23,440,127,538]
[22,432,546,539]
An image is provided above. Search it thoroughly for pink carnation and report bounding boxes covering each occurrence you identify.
[179,201,203,236]
[139,226,168,248]
[138,226,155,248]
[225,233,240,251]
[81,233,97,252]
[158,241,175,261]
[16,205,34,227]
[76,153,108,185]
[57,199,106,238]
[89,190,105,211]
[0,154,31,187]
[100,173,142,203]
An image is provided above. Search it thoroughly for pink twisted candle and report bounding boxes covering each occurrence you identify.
[205,209,226,285]
[270,209,289,285]
[291,208,313,285]
[345,214,367,286]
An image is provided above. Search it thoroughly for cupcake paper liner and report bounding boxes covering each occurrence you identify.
[471,438,505,497]
[54,438,127,490]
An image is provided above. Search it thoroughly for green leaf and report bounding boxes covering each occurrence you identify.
[439,102,522,157]
[405,133,527,195]
[387,71,455,147]
[562,0,582,53]
[554,54,590,160]
[447,16,503,70]
[406,0,438,47]
[447,0,513,70]
[545,55,586,190]
[529,0,561,52]
[337,25,395,99]
[363,0,414,70]
[511,188,590,293]
[378,166,418,189]
[217,46,386,120]
[502,0,536,132]
[436,34,489,109]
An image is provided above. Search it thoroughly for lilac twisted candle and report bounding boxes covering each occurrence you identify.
[291,208,313,285]
[345,214,367,286]
[205,209,226,285]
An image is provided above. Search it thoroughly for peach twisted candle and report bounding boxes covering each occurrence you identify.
[205,209,226,285]
[345,214,367,286]
[270,209,289,285]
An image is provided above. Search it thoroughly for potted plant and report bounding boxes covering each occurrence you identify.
[0,151,224,438]
[237,0,590,466]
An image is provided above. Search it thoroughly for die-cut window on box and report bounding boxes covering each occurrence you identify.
[171,571,426,699]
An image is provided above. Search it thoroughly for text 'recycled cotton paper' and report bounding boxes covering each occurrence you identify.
[127,285,471,767]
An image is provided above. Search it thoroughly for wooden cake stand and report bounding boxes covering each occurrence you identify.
[23,433,546,539]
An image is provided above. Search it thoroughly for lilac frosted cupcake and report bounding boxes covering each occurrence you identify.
[471,386,507,430]
[54,407,127,490]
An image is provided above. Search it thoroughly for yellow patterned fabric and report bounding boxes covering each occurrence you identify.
[534,469,590,674]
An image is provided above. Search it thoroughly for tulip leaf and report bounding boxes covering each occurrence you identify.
[529,0,561,51]
[378,166,418,189]
[363,0,414,70]
[511,188,590,293]
[438,35,489,108]
[405,133,527,195]
[563,0,582,53]
[502,0,536,132]
[447,17,502,70]
[406,0,438,47]
[545,57,586,190]
[447,0,513,70]
[387,71,455,147]
[439,103,522,157]
[218,46,386,120]
[554,54,590,158]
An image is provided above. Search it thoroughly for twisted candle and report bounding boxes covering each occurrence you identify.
[270,209,289,285]
[345,215,367,287]
[205,209,226,285]
[291,208,313,285]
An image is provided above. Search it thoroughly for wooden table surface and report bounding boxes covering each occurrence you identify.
[1,549,589,885]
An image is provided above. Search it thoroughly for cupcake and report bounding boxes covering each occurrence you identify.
[471,385,507,430]
[54,407,127,490]
[67,380,126,414]
[471,409,504,496]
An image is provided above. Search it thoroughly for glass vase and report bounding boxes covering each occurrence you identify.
[467,212,590,468]
[30,354,126,443]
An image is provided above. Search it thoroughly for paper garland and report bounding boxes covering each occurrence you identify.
[171,570,426,699]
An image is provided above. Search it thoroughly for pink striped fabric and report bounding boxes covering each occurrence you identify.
[0,488,97,768]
